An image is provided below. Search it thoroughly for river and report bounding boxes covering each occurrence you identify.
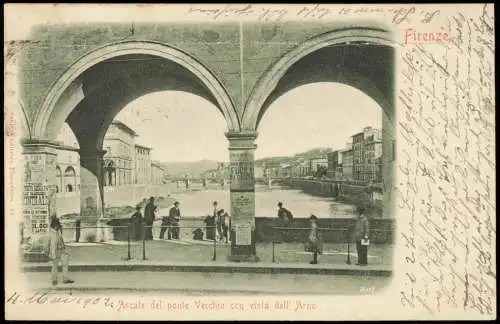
[159,184,357,219]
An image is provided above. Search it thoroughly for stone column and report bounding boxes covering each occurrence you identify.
[22,140,59,235]
[79,149,107,242]
[382,112,396,218]
[226,131,259,262]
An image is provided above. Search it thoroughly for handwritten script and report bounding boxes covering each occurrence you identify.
[184,4,438,24]
[398,4,495,316]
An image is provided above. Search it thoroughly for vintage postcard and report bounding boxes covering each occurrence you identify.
[4,3,495,321]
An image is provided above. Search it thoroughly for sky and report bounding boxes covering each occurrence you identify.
[57,83,382,162]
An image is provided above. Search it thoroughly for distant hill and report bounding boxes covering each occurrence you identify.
[158,160,221,178]
[294,147,332,158]
[256,147,332,165]
[159,147,332,177]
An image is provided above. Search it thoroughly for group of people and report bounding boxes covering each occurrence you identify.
[130,198,233,243]
[276,202,370,266]
[130,197,182,241]
[204,201,231,243]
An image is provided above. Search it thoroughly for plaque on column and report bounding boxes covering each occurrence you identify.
[235,222,252,245]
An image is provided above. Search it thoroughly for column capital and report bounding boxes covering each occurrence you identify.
[79,149,107,160]
[22,138,60,155]
[225,131,258,150]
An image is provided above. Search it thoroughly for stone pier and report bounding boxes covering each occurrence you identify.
[226,131,259,262]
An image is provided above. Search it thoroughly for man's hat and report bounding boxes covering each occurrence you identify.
[278,202,283,207]
[136,205,141,210]
[174,201,180,205]
[309,214,318,220]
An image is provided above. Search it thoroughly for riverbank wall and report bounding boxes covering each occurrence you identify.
[56,182,216,216]
[104,216,395,245]
[275,178,382,215]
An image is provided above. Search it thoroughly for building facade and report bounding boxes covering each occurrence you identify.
[350,126,383,183]
[352,131,365,182]
[55,145,80,195]
[151,161,165,185]
[327,151,343,180]
[134,144,152,185]
[341,148,353,181]
[103,121,136,186]
[309,157,328,178]
[363,128,383,182]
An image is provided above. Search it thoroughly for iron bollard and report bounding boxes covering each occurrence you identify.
[272,241,276,263]
[212,227,217,261]
[346,227,351,265]
[126,224,132,261]
[142,226,147,260]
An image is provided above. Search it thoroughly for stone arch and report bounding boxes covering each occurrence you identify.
[64,166,77,192]
[34,40,240,140]
[55,165,62,193]
[104,160,116,186]
[242,27,395,130]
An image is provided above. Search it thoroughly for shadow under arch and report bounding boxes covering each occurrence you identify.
[242,27,395,131]
[33,40,240,140]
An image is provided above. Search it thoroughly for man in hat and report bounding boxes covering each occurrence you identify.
[306,214,323,264]
[168,201,181,240]
[131,205,144,241]
[46,216,74,286]
[277,202,293,242]
[143,197,157,241]
[354,207,370,266]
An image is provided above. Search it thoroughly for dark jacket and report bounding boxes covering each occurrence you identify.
[278,207,293,222]
[144,202,156,224]
[131,211,143,224]
[354,216,370,241]
[169,207,181,222]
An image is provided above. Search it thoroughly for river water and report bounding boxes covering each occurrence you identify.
[159,184,357,219]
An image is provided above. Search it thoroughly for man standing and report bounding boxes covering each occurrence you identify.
[144,197,157,241]
[212,201,220,239]
[354,208,370,266]
[46,217,74,286]
[277,202,293,242]
[168,201,181,240]
[159,211,171,240]
[131,205,144,241]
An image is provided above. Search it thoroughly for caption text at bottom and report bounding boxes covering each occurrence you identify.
[119,299,317,312]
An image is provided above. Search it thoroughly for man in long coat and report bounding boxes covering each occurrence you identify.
[143,197,157,241]
[168,201,181,239]
[354,208,370,266]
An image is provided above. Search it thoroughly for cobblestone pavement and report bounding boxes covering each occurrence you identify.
[23,271,392,295]
[28,239,393,267]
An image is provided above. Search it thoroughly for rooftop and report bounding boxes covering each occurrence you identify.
[111,120,138,136]
[134,143,152,150]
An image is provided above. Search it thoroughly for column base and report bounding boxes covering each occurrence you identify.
[227,254,260,263]
[77,220,110,243]
[78,225,98,243]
